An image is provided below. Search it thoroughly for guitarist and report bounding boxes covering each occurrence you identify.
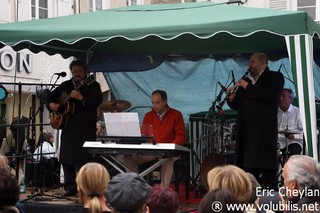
[46,60,102,197]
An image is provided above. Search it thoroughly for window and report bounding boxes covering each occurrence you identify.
[269,0,287,10]
[127,0,138,6]
[297,0,316,20]
[31,0,48,19]
[89,0,103,11]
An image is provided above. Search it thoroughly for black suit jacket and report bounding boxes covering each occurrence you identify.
[228,68,284,169]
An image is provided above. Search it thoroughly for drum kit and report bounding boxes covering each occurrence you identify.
[197,125,302,192]
[277,128,303,160]
[277,128,303,184]
[196,118,237,191]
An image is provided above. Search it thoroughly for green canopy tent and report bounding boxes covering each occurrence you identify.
[0,2,319,158]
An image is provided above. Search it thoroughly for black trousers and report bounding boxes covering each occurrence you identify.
[62,164,80,193]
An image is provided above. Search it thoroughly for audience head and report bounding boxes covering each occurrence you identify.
[76,162,110,213]
[146,184,179,213]
[199,188,243,213]
[207,165,252,204]
[105,172,150,213]
[0,168,20,206]
[247,172,261,204]
[282,155,320,200]
[0,154,8,169]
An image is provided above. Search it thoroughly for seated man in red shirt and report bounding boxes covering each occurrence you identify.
[123,89,186,188]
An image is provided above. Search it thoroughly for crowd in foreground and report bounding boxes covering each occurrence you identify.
[1,153,320,213]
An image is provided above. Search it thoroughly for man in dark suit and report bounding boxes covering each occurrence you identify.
[46,60,102,196]
[227,52,284,190]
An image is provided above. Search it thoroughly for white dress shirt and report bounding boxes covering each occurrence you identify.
[33,141,56,161]
[277,104,303,149]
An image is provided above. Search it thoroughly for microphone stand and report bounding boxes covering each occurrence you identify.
[206,81,232,157]
[205,81,231,120]
[34,74,62,118]
[215,81,233,158]
[22,74,71,202]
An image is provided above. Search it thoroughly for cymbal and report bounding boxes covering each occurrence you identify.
[278,129,302,135]
[99,100,131,112]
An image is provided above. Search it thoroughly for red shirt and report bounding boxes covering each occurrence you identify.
[142,107,186,145]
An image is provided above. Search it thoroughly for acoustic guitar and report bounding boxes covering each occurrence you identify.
[50,75,95,129]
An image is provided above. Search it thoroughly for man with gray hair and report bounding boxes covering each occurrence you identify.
[281,155,320,212]
[278,88,303,157]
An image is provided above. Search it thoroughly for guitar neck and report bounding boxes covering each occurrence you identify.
[60,81,84,105]
[74,81,84,91]
[61,93,72,106]
[60,75,93,106]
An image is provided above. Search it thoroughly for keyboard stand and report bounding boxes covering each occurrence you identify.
[83,141,189,177]
[100,155,170,177]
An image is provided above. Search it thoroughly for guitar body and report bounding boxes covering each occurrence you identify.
[50,92,75,129]
[49,75,94,129]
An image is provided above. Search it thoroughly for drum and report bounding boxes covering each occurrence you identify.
[200,153,227,191]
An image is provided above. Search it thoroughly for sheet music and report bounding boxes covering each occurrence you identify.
[104,112,141,137]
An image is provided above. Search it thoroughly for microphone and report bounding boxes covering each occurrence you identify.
[216,99,226,111]
[278,64,283,73]
[54,72,67,77]
[218,82,228,93]
[216,82,227,102]
[231,70,235,85]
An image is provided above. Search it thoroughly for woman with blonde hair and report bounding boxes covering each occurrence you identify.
[76,162,111,213]
[207,164,252,204]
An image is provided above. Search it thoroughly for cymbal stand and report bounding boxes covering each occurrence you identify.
[203,84,223,155]
[204,83,226,155]
[217,109,226,155]
[283,127,290,163]
[283,141,290,166]
[277,127,290,186]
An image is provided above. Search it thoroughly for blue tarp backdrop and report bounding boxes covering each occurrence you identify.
[101,56,320,123]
